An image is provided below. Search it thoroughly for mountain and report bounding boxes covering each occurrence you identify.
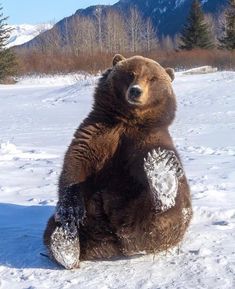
[17,0,227,50]
[114,0,226,36]
[6,24,52,48]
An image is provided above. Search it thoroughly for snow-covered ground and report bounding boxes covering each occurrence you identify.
[6,24,53,48]
[0,70,235,289]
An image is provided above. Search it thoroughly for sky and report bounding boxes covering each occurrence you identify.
[2,0,118,25]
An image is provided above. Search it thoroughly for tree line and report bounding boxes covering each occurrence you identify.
[35,7,159,55]
[22,0,235,53]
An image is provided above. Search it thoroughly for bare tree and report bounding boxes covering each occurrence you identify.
[44,25,61,53]
[95,7,103,52]
[80,17,96,54]
[173,33,181,49]
[126,7,145,52]
[143,17,159,51]
[161,35,175,51]
[67,16,97,56]
[103,10,128,53]
[205,13,218,46]
[63,18,70,48]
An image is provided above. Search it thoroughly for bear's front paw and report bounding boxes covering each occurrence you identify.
[55,184,86,239]
[144,148,184,213]
[50,226,80,269]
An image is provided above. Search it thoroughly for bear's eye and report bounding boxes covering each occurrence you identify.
[127,71,135,79]
[150,76,157,82]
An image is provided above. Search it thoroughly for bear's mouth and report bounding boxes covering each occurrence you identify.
[127,98,142,105]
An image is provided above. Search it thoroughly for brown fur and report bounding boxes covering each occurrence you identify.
[44,55,192,265]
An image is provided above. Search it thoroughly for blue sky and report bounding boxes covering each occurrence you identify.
[2,0,118,25]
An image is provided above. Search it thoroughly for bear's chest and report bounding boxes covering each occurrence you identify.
[97,140,149,195]
[94,142,154,223]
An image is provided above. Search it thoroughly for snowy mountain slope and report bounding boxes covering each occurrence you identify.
[6,24,53,48]
[0,71,235,288]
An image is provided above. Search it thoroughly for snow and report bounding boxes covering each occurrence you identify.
[6,24,53,48]
[15,73,97,87]
[174,0,208,9]
[183,66,218,75]
[0,70,235,288]
[175,0,186,9]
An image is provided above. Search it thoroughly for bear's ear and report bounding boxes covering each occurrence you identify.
[165,68,175,82]
[112,54,126,66]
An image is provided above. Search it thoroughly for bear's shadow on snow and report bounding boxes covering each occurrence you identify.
[0,203,158,270]
[0,203,60,270]
[0,203,154,270]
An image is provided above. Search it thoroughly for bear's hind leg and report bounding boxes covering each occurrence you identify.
[44,216,80,269]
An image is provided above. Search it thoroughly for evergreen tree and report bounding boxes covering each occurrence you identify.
[0,5,17,81]
[179,0,214,50]
[219,0,235,50]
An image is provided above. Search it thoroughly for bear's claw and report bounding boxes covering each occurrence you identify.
[144,148,184,213]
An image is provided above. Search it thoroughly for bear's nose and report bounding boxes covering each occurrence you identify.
[129,85,142,100]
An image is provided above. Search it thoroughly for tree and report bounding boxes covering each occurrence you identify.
[103,10,128,53]
[68,16,96,56]
[179,0,214,50]
[0,5,17,81]
[95,7,103,52]
[219,0,235,50]
[143,17,159,52]
[127,7,145,52]
[204,13,218,46]
[161,35,175,51]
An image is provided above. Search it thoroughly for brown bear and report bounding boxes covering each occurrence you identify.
[44,54,192,269]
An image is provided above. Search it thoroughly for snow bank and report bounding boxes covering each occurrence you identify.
[0,141,58,161]
[0,142,21,155]
[183,66,218,75]
[15,73,98,87]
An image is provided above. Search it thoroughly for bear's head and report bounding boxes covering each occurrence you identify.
[93,54,176,127]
